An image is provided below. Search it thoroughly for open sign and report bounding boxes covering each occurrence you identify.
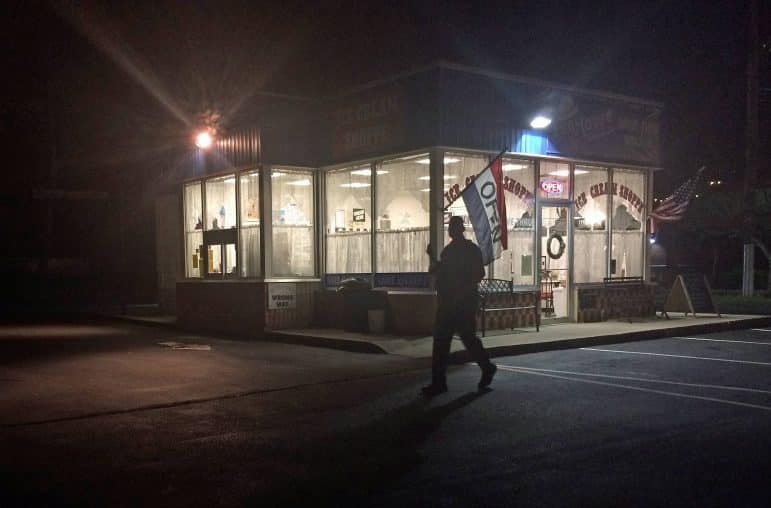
[540,180,564,195]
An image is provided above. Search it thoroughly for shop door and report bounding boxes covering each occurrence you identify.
[539,205,570,320]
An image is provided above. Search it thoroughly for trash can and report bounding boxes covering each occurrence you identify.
[337,279,387,333]
[367,309,385,334]
[337,278,372,332]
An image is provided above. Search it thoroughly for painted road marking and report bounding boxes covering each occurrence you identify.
[497,365,771,394]
[497,365,771,412]
[581,348,771,366]
[752,329,771,332]
[676,337,771,346]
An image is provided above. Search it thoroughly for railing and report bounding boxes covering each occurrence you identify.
[478,278,540,336]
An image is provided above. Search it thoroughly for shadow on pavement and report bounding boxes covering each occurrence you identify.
[258,390,490,506]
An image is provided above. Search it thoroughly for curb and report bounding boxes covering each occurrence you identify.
[96,313,771,358]
[97,314,180,330]
[450,315,771,363]
[268,332,389,354]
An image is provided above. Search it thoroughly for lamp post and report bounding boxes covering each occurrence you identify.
[743,0,759,296]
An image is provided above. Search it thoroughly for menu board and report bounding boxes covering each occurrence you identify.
[663,274,720,317]
[681,273,720,316]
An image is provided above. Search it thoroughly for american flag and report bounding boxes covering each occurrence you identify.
[650,166,705,223]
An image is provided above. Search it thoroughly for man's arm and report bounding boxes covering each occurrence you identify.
[426,243,440,274]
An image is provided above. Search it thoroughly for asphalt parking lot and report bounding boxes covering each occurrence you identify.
[368,327,771,507]
[496,327,771,413]
[0,322,769,507]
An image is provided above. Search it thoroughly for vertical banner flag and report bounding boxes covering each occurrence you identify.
[460,153,508,265]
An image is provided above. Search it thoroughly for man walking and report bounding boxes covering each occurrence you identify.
[422,216,497,396]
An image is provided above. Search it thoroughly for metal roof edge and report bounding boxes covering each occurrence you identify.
[321,60,663,108]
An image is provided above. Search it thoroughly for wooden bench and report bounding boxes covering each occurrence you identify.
[603,276,644,284]
[478,278,540,336]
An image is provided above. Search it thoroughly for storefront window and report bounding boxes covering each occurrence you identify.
[272,168,315,277]
[239,170,261,277]
[184,182,203,278]
[539,161,570,200]
[375,155,430,273]
[205,175,236,231]
[611,168,646,278]
[443,153,488,247]
[325,165,372,274]
[491,158,536,284]
[574,166,608,283]
[205,243,237,277]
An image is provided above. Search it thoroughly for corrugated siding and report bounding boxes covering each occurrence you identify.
[264,282,321,330]
[210,128,261,170]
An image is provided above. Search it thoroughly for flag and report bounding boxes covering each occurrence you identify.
[650,166,705,224]
[461,153,508,265]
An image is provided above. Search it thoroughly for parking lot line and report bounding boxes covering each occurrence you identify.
[497,365,771,412]
[752,329,771,332]
[676,337,771,346]
[581,348,771,366]
[496,365,771,394]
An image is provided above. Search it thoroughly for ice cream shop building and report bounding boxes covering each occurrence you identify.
[158,62,661,336]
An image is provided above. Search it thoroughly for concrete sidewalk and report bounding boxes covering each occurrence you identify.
[106,311,771,359]
[270,313,771,359]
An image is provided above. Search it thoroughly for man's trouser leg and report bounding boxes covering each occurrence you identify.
[458,307,492,369]
[432,312,454,385]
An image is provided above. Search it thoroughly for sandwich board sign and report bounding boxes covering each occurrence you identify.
[663,273,720,317]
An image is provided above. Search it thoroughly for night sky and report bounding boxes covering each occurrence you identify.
[2,0,769,299]
[5,1,768,183]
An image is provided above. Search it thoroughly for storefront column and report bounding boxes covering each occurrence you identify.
[644,168,653,281]
[429,148,445,266]
[260,164,272,277]
[370,161,377,279]
[606,167,614,278]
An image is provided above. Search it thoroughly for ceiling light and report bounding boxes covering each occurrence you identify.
[530,116,552,129]
[416,157,460,165]
[340,182,371,188]
[503,163,527,171]
[418,175,457,181]
[288,179,312,186]
[350,169,388,176]
[547,169,588,177]
[271,172,286,178]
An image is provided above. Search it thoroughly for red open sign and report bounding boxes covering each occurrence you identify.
[540,180,564,194]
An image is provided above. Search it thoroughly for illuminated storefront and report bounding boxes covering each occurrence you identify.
[167,63,660,336]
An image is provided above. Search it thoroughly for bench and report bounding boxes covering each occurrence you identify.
[602,276,644,284]
[477,278,540,336]
[603,276,645,322]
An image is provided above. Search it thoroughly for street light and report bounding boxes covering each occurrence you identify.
[195,130,214,149]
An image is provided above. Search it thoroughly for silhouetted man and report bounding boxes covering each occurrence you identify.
[423,216,497,396]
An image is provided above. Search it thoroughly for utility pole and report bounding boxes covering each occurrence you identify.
[743,0,759,296]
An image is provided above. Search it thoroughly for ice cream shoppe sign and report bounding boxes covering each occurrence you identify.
[268,283,297,309]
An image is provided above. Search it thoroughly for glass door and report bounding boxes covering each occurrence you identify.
[539,205,570,320]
